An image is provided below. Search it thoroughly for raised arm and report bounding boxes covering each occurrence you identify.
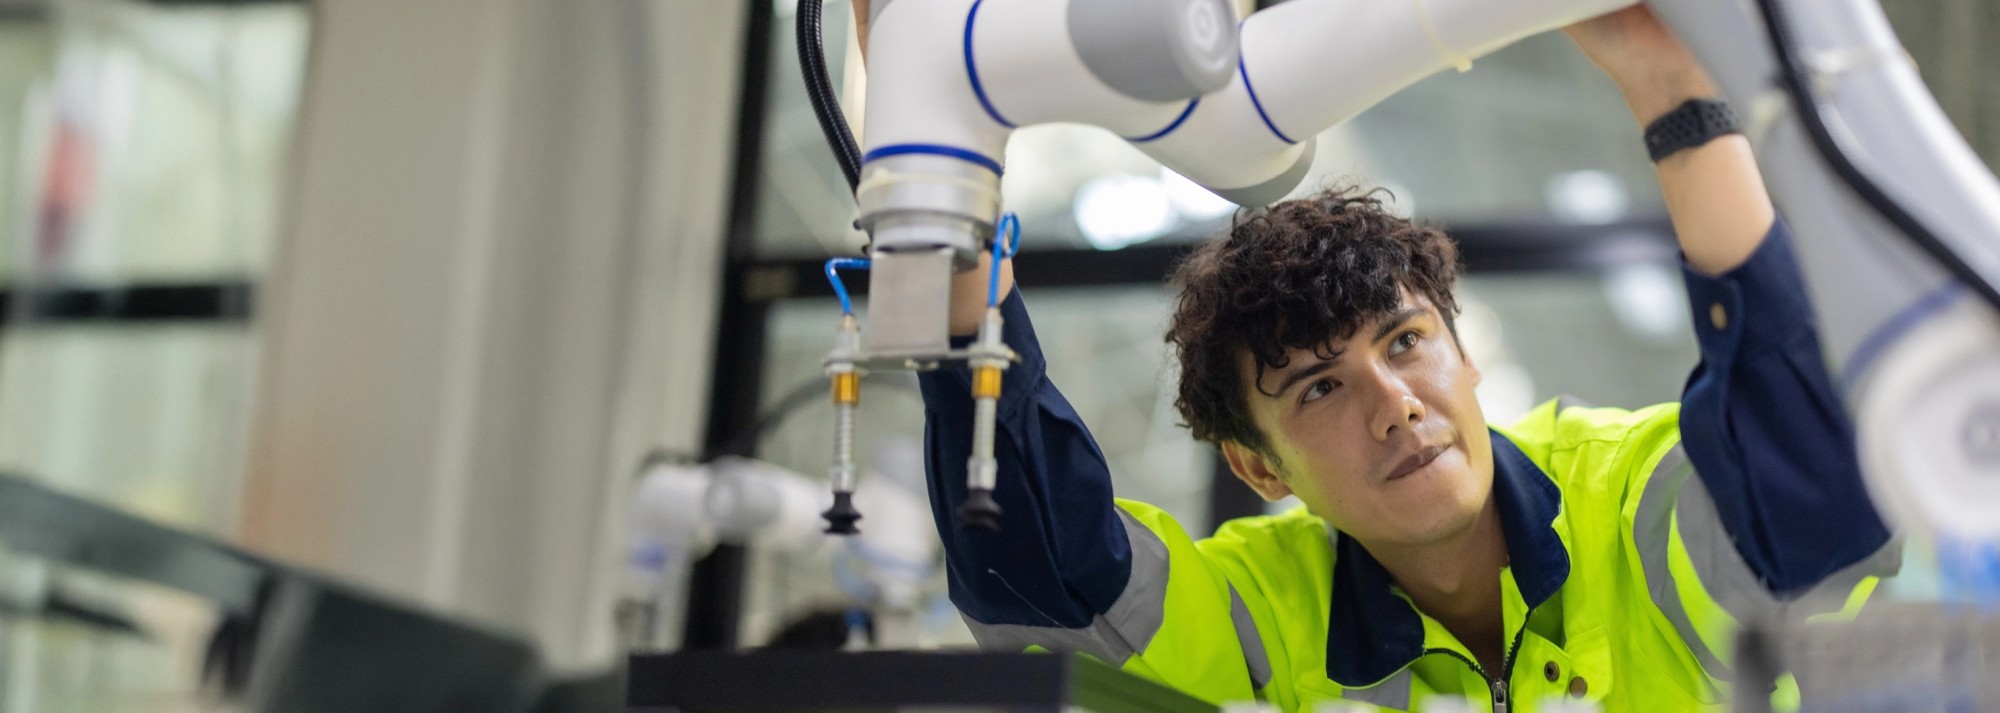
[1567,4,1894,619]
[1565,5,1775,275]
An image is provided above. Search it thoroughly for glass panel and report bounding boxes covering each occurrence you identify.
[751,1,1663,256]
[0,325,256,534]
[1,0,309,284]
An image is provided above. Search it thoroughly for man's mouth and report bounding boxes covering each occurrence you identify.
[1384,443,1448,482]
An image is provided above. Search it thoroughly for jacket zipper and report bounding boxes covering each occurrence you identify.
[1420,608,1533,713]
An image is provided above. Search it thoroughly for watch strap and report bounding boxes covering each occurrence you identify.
[1644,98,1742,162]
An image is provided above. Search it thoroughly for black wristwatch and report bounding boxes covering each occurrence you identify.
[1643,98,1742,162]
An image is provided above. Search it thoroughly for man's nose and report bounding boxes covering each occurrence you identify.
[1364,369,1426,442]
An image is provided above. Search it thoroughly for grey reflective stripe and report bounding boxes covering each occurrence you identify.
[1679,466,1903,620]
[1105,508,1172,652]
[1634,444,1733,677]
[961,509,1169,666]
[1228,585,1272,689]
[1803,536,1903,614]
[1343,668,1413,710]
[1635,444,1907,679]
[1670,460,1787,628]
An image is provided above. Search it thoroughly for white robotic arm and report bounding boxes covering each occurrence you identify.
[823,0,2000,540]
[1646,0,2000,539]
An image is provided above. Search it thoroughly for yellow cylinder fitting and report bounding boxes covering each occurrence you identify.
[832,371,861,405]
[972,365,1003,399]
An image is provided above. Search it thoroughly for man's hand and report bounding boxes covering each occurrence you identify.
[1565,5,1775,275]
[1564,6,1718,125]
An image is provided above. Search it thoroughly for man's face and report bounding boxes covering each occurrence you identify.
[1223,291,1494,548]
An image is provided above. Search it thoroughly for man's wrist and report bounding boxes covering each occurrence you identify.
[1616,71,1720,125]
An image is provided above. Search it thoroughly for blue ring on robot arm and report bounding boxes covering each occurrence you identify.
[1238,51,1296,144]
[863,144,1006,176]
[963,0,1018,130]
[1126,98,1201,143]
[1841,281,1966,388]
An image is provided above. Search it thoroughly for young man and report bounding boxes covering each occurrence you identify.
[910,7,1896,712]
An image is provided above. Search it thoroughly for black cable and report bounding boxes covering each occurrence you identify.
[797,0,864,193]
[1754,0,2000,313]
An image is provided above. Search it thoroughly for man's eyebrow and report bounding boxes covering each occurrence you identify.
[1271,352,1340,398]
[1373,307,1426,343]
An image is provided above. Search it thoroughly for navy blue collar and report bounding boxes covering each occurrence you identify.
[1322,430,1569,686]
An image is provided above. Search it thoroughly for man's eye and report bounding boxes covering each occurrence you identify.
[1301,378,1337,404]
[1391,330,1420,355]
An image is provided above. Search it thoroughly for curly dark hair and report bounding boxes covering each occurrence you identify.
[1167,185,1464,456]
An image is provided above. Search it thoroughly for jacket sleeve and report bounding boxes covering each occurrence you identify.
[1629,218,1900,681]
[1673,216,1897,594]
[919,290,1261,704]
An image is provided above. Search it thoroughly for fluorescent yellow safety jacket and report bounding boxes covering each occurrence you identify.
[1089,400,1893,711]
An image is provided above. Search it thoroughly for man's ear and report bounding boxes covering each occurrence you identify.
[1221,441,1293,502]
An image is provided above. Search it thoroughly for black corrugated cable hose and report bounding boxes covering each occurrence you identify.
[1754,0,2000,312]
[798,0,864,193]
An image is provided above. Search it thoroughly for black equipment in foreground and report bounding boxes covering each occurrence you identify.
[627,650,1218,713]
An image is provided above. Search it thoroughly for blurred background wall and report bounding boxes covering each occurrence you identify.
[0,0,1994,709]
[0,0,744,707]
[237,0,740,672]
